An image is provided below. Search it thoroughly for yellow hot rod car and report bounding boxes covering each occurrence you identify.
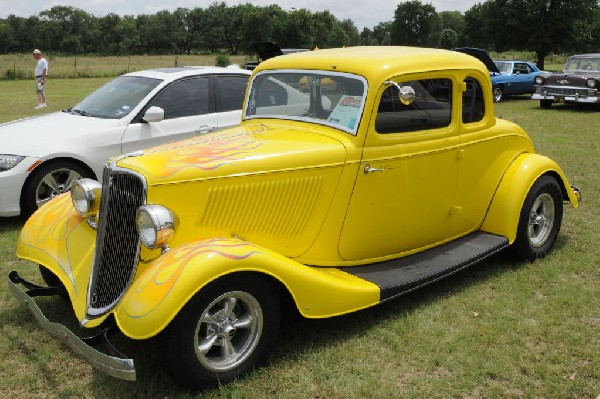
[9,46,581,389]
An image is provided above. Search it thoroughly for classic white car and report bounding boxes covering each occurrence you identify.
[0,66,251,217]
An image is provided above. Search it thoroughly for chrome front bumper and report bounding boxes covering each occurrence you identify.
[8,271,136,381]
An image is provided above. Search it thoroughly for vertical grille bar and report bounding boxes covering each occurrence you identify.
[86,168,146,318]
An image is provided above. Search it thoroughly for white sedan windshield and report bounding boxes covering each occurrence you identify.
[70,76,162,119]
[245,70,367,135]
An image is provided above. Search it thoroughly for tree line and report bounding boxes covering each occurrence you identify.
[1,1,598,69]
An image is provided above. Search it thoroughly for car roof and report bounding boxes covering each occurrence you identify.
[255,46,490,82]
[568,54,600,58]
[125,66,251,81]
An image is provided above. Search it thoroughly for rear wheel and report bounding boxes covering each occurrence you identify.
[162,274,280,389]
[540,99,553,108]
[511,175,563,260]
[22,161,91,217]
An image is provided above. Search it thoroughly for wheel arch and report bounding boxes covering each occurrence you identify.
[481,153,579,244]
[113,238,379,340]
[20,157,97,209]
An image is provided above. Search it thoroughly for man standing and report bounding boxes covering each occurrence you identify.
[33,49,48,109]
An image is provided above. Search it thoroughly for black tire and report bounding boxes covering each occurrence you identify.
[493,86,503,102]
[540,99,553,109]
[161,274,281,389]
[22,161,91,217]
[511,175,563,261]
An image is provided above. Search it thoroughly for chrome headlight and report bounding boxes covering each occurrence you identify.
[587,78,597,88]
[71,178,102,217]
[136,205,175,250]
[535,76,544,85]
[0,155,25,172]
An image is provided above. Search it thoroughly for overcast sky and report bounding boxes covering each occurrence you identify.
[0,0,480,30]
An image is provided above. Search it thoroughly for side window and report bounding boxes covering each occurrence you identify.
[150,77,209,119]
[217,75,249,112]
[375,78,452,134]
[462,77,485,124]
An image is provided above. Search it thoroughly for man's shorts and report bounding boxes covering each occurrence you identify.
[35,77,45,94]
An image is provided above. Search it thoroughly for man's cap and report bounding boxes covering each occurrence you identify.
[33,49,41,55]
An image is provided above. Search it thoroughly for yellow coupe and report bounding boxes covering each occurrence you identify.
[9,46,581,389]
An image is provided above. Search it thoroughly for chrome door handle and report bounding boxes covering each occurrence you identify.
[364,164,385,174]
[194,125,216,134]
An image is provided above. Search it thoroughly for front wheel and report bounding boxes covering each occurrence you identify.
[21,161,91,217]
[511,175,563,261]
[161,274,281,389]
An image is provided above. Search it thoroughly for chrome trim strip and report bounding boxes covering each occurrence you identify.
[8,275,136,381]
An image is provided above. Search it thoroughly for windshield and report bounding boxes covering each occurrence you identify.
[494,61,512,73]
[245,70,367,135]
[71,76,162,119]
[564,57,600,72]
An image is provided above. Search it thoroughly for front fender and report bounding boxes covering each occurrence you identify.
[481,153,579,243]
[114,238,379,340]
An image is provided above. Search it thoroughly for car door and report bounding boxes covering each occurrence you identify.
[214,74,250,129]
[511,63,535,94]
[339,76,460,261]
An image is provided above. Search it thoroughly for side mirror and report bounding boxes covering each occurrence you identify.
[142,106,165,123]
[384,81,415,105]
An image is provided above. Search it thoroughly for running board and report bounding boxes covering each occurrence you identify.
[340,232,509,302]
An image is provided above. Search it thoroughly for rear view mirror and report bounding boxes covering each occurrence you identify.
[384,81,415,105]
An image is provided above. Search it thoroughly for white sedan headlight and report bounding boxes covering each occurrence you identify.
[71,178,102,217]
[0,155,25,172]
[587,79,597,88]
[136,205,175,250]
[535,76,544,85]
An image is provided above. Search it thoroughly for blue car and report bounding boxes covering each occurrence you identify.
[453,48,542,102]
[491,60,542,102]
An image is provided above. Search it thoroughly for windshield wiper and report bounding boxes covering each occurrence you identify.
[69,109,94,117]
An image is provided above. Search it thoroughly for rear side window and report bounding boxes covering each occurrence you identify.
[217,75,250,112]
[150,77,210,119]
[462,77,485,124]
[376,78,452,134]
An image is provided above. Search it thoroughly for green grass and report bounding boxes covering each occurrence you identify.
[0,79,598,398]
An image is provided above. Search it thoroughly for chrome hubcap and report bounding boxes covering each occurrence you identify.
[35,168,82,208]
[527,193,555,248]
[194,291,262,372]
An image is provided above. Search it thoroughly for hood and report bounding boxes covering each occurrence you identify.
[0,111,121,157]
[452,47,500,74]
[117,122,347,185]
[544,71,600,83]
[253,41,284,61]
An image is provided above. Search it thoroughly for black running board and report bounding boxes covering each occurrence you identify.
[340,232,509,302]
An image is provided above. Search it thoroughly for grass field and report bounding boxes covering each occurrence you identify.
[0,54,250,80]
[0,78,598,398]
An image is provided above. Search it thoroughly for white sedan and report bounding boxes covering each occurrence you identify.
[0,66,251,217]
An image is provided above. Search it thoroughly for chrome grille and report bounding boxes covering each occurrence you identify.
[86,168,146,318]
[543,86,590,96]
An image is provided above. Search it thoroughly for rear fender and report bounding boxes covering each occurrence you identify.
[481,153,579,243]
[114,238,379,340]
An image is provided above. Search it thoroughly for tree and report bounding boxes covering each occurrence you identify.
[438,28,458,49]
[39,6,97,53]
[390,0,438,46]
[464,0,599,69]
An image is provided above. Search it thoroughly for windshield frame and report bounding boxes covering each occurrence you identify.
[244,69,368,136]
